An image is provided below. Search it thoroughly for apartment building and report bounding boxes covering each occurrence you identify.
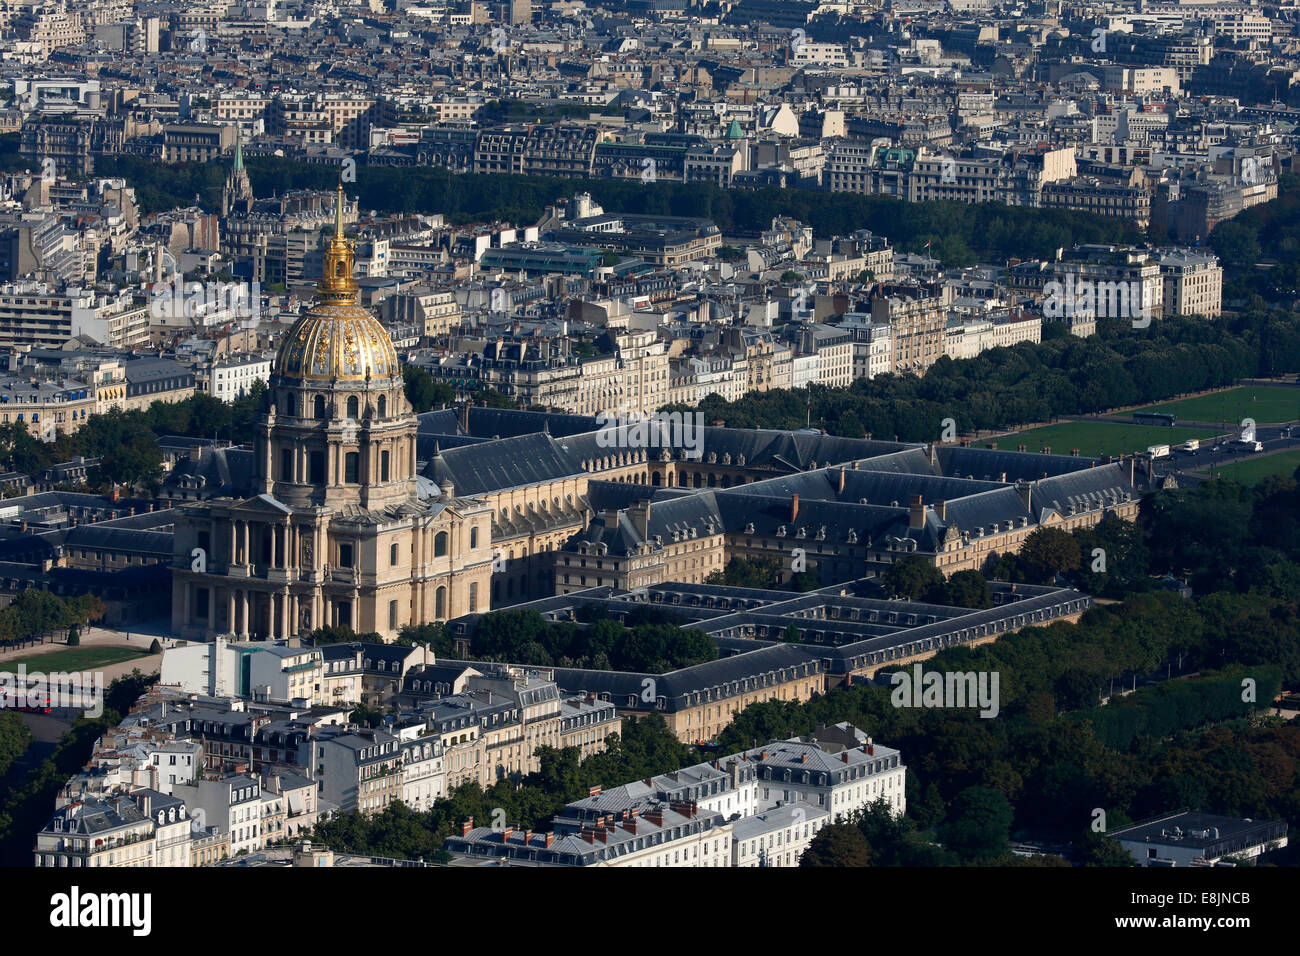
[872,292,948,375]
[1158,250,1223,318]
[301,726,403,814]
[445,723,902,867]
[172,775,266,856]
[35,794,156,867]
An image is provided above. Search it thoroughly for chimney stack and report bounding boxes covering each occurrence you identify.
[461,817,474,836]
[908,494,925,530]
[935,499,946,522]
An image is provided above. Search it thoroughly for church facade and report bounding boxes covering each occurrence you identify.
[171,185,494,642]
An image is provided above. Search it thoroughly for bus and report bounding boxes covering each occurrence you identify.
[1133,411,1176,427]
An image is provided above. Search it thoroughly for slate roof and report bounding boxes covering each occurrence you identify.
[163,446,255,497]
[422,432,586,495]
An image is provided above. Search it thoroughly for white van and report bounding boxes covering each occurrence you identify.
[1180,439,1199,452]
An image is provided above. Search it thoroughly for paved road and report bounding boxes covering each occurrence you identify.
[1151,425,1300,487]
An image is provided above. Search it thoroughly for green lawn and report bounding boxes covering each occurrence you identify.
[0,645,151,674]
[994,422,1218,459]
[1134,386,1300,426]
[1210,448,1300,486]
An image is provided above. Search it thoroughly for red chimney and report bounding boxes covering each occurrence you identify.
[461,817,474,836]
[545,832,555,847]
[588,785,602,797]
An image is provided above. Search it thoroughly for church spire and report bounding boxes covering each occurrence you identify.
[318,180,357,305]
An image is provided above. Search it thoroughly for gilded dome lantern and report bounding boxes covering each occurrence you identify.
[275,183,399,384]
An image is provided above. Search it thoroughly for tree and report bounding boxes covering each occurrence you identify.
[1018,527,1082,584]
[944,570,993,609]
[148,639,162,655]
[1074,831,1137,867]
[882,555,945,601]
[800,824,872,867]
[940,786,1014,862]
[403,365,452,414]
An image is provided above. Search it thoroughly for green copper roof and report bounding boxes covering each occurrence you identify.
[233,138,243,172]
[726,119,744,139]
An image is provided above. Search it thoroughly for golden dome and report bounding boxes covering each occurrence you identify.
[274,184,400,383]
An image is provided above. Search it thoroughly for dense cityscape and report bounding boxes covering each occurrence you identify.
[0,0,1295,932]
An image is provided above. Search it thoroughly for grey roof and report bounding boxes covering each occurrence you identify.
[422,432,586,495]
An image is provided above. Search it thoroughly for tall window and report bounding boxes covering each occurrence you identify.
[339,543,354,567]
[468,582,478,613]
[314,395,326,419]
[310,451,325,484]
[390,542,398,565]
[435,586,446,619]
[280,449,293,481]
[285,394,296,417]
[389,600,398,630]
[434,531,448,556]
[470,527,478,548]
[380,450,390,482]
[345,452,359,483]
[346,395,359,419]
[377,394,386,417]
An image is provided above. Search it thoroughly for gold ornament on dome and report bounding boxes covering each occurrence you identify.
[274,182,400,383]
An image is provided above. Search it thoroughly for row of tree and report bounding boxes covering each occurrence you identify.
[86,151,1142,270]
[464,608,717,673]
[0,383,268,491]
[660,312,1284,441]
[0,591,104,647]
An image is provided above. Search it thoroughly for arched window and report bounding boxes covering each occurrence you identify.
[377,394,386,417]
[313,395,326,419]
[435,586,446,619]
[346,395,359,419]
[285,394,296,417]
[434,531,448,557]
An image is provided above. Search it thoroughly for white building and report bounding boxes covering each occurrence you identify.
[1159,250,1222,318]
[732,801,830,867]
[210,353,273,400]
[1109,812,1288,867]
[161,639,325,706]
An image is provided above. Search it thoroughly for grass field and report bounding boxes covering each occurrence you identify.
[1134,386,1300,426]
[994,422,1218,459]
[0,645,151,674]
[1211,448,1300,486]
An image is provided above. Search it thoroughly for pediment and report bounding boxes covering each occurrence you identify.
[229,493,294,516]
